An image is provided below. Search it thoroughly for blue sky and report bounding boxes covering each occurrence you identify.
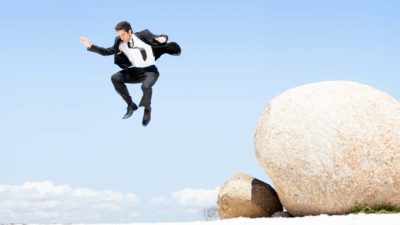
[0,0,399,223]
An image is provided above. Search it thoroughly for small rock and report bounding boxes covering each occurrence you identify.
[217,173,283,219]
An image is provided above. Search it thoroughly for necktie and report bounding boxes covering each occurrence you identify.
[127,39,147,61]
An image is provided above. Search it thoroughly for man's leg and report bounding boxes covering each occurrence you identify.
[139,71,159,126]
[139,71,159,109]
[111,70,140,119]
[111,71,133,105]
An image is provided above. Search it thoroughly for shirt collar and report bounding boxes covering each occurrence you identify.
[129,34,137,46]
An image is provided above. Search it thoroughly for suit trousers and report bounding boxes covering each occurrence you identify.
[111,65,159,109]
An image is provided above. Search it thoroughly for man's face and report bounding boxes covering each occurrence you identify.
[117,29,132,43]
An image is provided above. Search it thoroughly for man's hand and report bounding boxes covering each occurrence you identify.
[80,36,92,48]
[155,36,167,44]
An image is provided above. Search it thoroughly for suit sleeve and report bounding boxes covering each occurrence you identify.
[139,29,169,44]
[87,44,116,56]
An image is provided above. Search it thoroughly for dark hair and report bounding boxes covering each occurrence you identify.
[115,21,132,33]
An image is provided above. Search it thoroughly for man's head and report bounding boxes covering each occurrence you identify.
[115,21,132,43]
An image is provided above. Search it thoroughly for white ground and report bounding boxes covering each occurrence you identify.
[33,213,398,225]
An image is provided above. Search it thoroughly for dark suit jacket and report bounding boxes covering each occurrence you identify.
[87,29,181,69]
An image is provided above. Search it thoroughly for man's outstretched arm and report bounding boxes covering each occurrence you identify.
[138,30,168,44]
[80,36,116,56]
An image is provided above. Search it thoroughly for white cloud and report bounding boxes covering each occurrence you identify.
[0,181,221,223]
[151,187,220,207]
[0,180,140,223]
[128,211,140,217]
[150,186,220,219]
[171,187,220,207]
[150,196,168,204]
[185,208,202,214]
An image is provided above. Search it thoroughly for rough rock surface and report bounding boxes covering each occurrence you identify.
[254,81,400,216]
[218,173,282,219]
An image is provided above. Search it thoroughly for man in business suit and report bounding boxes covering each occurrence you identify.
[80,21,181,126]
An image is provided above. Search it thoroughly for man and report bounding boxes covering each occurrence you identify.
[80,21,181,126]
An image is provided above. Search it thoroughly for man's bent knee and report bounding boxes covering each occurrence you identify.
[111,73,123,84]
[141,84,152,92]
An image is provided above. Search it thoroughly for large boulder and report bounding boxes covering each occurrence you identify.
[254,81,400,216]
[217,173,283,219]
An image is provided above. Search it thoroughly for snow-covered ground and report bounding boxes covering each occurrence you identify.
[22,213,399,225]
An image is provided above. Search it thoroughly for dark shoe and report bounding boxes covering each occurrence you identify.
[122,103,138,119]
[142,107,152,126]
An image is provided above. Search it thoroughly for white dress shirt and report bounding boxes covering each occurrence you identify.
[118,34,156,68]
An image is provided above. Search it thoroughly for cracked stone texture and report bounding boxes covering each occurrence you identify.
[254,81,400,216]
[217,173,283,219]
